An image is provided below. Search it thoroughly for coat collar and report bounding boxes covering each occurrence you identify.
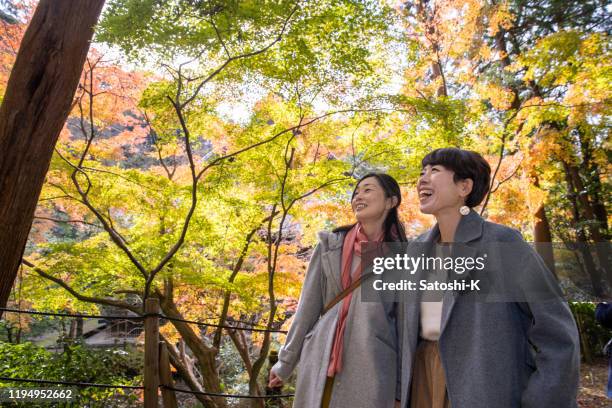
[318,230,346,294]
[324,230,345,250]
[414,209,485,338]
[416,209,484,244]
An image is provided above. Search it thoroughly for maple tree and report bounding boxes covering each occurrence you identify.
[0,1,609,406]
[396,0,610,294]
[10,1,405,406]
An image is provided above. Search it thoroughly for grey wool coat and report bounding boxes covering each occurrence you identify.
[271,230,401,408]
[398,210,580,408]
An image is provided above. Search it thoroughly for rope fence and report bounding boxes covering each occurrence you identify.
[0,307,288,333]
[0,376,144,389]
[0,378,294,399]
[0,306,144,321]
[0,302,295,406]
[161,385,294,399]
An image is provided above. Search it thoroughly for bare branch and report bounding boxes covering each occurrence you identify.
[161,334,212,407]
[210,18,231,59]
[213,212,278,348]
[33,216,101,228]
[54,147,93,196]
[22,259,141,314]
[490,157,523,194]
[196,108,389,181]
[180,3,299,109]
[81,166,164,193]
[142,110,176,180]
[226,328,254,376]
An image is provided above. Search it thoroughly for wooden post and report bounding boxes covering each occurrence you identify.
[144,298,160,408]
[160,341,179,408]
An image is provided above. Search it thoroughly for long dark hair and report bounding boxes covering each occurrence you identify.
[333,173,407,242]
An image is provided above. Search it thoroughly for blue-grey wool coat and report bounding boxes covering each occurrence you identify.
[398,210,580,407]
[271,230,401,408]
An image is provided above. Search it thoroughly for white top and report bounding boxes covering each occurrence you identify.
[419,245,448,341]
[420,301,443,340]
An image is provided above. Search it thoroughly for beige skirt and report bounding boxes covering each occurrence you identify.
[410,340,450,408]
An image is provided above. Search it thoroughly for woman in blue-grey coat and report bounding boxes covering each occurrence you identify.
[595,302,612,398]
[399,147,580,408]
[268,173,406,408]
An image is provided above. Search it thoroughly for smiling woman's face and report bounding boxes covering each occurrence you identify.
[417,164,472,215]
[351,177,395,223]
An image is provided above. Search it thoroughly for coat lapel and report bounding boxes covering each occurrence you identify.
[402,212,484,402]
[452,209,485,244]
[439,210,484,336]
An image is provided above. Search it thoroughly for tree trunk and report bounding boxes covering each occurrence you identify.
[159,292,227,408]
[69,319,77,339]
[415,0,447,98]
[533,204,557,277]
[562,161,604,296]
[0,0,105,314]
[576,137,611,287]
[76,316,83,338]
[164,337,212,407]
[532,175,557,277]
[567,164,610,288]
[579,131,609,240]
[590,168,609,240]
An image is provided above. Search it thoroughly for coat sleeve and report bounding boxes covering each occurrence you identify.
[595,303,612,329]
[395,300,402,402]
[505,230,580,408]
[271,241,325,381]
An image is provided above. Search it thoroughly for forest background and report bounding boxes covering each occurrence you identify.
[0,0,609,407]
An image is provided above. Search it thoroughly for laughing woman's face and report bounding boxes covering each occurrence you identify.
[417,164,472,215]
[351,177,395,223]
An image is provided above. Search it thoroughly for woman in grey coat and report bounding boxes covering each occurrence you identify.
[268,173,406,408]
[399,147,580,407]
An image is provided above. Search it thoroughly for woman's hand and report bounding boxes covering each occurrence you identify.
[268,371,284,388]
[394,400,402,408]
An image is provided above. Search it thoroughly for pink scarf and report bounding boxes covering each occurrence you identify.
[327,223,384,377]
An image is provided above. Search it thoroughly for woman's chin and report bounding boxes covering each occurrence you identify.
[419,204,434,214]
[355,212,382,223]
[354,213,369,223]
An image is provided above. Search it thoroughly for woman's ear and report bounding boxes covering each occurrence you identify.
[387,196,399,209]
[459,178,474,198]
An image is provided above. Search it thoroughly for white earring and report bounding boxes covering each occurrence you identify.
[459,205,470,215]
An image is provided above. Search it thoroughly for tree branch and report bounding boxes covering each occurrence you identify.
[179,3,299,109]
[21,259,141,314]
[33,216,101,228]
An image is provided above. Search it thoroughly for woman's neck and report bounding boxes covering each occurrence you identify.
[434,208,462,242]
[360,219,385,241]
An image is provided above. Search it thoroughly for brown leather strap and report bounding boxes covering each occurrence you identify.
[322,272,374,315]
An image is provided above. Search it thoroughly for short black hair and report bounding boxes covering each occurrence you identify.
[421,148,491,207]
